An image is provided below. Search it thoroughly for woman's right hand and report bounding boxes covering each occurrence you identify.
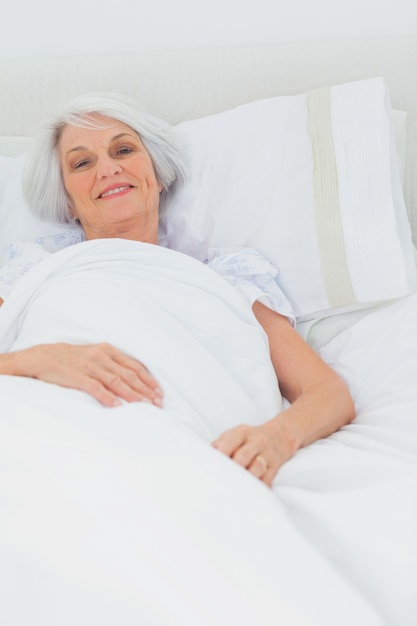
[5,342,163,408]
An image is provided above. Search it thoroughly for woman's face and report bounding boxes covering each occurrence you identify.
[59,115,162,243]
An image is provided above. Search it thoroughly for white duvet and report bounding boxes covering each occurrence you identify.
[0,239,416,626]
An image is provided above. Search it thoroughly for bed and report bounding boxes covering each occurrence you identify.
[0,36,416,626]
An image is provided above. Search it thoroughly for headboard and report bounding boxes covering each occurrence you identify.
[1,35,416,240]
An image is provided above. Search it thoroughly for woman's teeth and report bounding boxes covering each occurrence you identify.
[101,186,130,198]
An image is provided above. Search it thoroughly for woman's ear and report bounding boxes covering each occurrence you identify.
[68,202,78,219]
[68,209,81,225]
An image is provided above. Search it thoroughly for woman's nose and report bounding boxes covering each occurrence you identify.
[96,156,122,179]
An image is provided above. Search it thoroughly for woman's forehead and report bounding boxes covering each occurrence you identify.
[58,115,139,153]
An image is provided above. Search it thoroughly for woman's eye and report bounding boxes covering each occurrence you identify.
[73,159,90,170]
[117,146,133,155]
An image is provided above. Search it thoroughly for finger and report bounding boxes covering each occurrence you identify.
[248,454,269,479]
[261,466,278,488]
[86,345,163,406]
[211,425,248,457]
[112,366,163,406]
[70,374,154,409]
[99,370,162,406]
[45,369,123,408]
[83,377,124,407]
[232,442,261,469]
[112,352,162,392]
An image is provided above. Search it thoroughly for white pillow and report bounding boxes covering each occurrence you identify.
[160,77,416,320]
[0,154,78,265]
[391,109,408,188]
[0,136,32,157]
[0,81,414,320]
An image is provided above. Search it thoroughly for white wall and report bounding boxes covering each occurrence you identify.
[1,0,416,59]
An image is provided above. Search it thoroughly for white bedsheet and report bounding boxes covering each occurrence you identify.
[276,292,417,625]
[0,239,416,626]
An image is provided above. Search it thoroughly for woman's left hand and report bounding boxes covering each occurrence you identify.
[212,417,298,487]
[215,302,354,486]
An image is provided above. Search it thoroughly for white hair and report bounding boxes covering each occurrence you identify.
[23,92,185,223]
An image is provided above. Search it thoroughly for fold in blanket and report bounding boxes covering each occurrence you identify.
[1,238,416,625]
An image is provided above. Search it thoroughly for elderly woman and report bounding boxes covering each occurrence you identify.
[0,93,354,485]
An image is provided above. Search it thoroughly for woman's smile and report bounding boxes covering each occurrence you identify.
[97,184,135,199]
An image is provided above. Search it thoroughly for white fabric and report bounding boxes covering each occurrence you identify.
[0,241,51,299]
[0,107,408,271]
[0,239,296,325]
[0,240,282,438]
[159,77,416,320]
[0,239,416,625]
[0,136,31,157]
[0,37,416,238]
[276,292,417,626]
[0,230,85,299]
[0,110,407,163]
[207,246,296,326]
[0,154,83,266]
[391,109,408,188]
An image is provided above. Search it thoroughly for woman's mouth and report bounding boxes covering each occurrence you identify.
[98,185,133,198]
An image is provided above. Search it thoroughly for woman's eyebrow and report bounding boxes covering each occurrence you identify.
[66,145,88,154]
[66,133,138,155]
[110,132,138,142]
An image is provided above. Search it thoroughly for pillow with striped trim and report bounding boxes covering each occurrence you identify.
[160,77,416,321]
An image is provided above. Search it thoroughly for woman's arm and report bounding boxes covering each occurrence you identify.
[212,301,355,486]
[0,342,163,408]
